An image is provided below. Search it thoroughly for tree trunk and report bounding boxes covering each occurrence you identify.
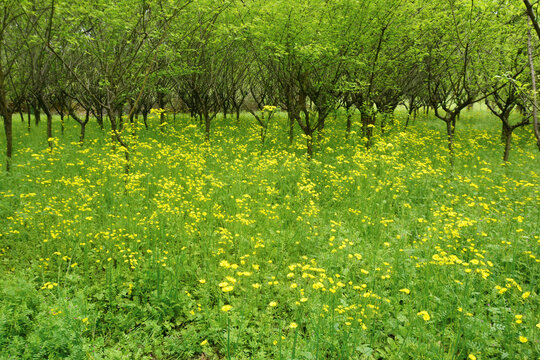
[26,102,31,132]
[0,44,9,151]
[142,112,148,130]
[446,118,455,166]
[404,113,411,130]
[317,116,326,143]
[117,107,123,131]
[288,113,294,144]
[361,111,368,137]
[109,110,117,132]
[97,108,104,130]
[501,122,511,143]
[1,63,15,169]
[79,110,90,144]
[39,98,53,149]
[80,121,87,144]
[107,108,130,175]
[158,92,165,128]
[2,111,12,172]
[503,127,512,162]
[34,104,41,126]
[406,105,417,130]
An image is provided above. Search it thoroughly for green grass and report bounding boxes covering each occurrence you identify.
[0,110,539,359]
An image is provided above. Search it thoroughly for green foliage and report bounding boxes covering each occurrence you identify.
[0,110,538,359]
[0,0,539,357]
[0,276,89,359]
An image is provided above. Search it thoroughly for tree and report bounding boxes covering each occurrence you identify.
[523,0,540,150]
[0,0,39,171]
[239,0,368,155]
[173,1,231,140]
[419,0,502,163]
[482,4,530,161]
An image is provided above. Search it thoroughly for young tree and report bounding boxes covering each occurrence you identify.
[482,4,530,161]
[44,0,193,174]
[0,0,38,171]
[523,0,540,149]
[420,0,501,163]
[172,1,231,140]
[239,0,368,155]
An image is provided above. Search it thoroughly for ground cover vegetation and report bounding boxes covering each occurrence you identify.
[0,0,539,359]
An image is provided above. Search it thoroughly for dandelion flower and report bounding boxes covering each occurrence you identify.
[417,310,431,321]
[221,305,232,312]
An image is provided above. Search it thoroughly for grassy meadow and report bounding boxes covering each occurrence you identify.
[0,109,539,359]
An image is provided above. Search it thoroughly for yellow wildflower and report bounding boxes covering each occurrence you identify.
[417,310,430,321]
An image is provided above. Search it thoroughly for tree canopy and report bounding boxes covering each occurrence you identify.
[1,0,539,169]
